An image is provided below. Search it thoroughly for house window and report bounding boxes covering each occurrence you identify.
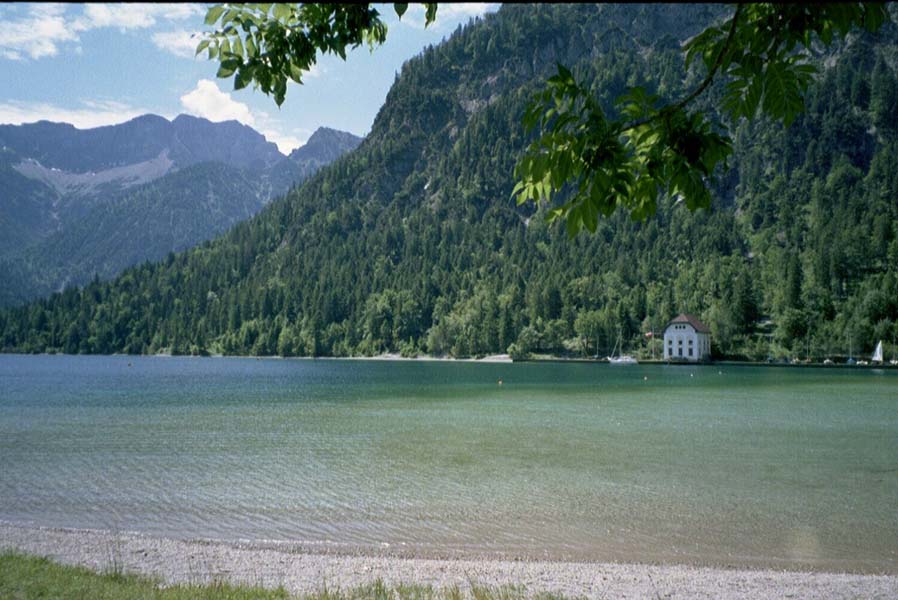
[688,339,693,345]
[678,348,683,357]
[689,348,693,357]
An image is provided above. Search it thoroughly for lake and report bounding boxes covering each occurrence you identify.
[1,354,895,572]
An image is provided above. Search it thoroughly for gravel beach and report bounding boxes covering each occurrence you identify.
[2,522,896,599]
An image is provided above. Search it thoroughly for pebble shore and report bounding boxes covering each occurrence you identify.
[2,523,896,599]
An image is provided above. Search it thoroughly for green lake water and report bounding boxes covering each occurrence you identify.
[0,355,895,572]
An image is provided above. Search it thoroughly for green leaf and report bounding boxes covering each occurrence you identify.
[565,209,580,237]
[195,39,210,56]
[204,5,225,26]
[221,8,239,27]
[273,3,292,21]
[394,3,408,19]
[289,62,304,84]
[581,195,598,233]
[556,62,573,82]
[424,4,438,26]
[232,35,244,58]
[762,60,807,125]
[274,77,287,106]
[216,59,240,78]
[235,66,254,90]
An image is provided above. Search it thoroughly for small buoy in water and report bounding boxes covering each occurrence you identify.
[690,373,694,377]
[643,376,648,381]
[498,379,503,386]
[718,370,722,375]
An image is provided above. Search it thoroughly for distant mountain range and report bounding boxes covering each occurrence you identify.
[0,115,361,306]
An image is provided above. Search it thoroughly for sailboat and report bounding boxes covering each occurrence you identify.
[607,329,638,365]
[872,340,884,364]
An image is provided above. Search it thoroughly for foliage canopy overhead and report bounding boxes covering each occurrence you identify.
[199,3,437,105]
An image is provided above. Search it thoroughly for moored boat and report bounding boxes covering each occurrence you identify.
[872,340,883,364]
[608,355,639,365]
[607,328,638,365]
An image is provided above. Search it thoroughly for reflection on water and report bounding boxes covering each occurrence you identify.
[1,355,896,572]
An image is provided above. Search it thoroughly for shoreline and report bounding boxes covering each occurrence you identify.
[4,351,898,370]
[1,523,896,599]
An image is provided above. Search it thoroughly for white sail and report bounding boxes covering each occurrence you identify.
[872,340,883,363]
[607,328,638,364]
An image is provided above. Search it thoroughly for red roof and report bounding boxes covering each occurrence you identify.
[666,313,710,334]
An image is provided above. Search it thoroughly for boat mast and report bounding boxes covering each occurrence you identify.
[651,322,655,360]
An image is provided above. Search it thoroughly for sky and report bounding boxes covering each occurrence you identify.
[0,3,499,154]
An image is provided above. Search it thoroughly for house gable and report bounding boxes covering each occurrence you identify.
[663,313,711,361]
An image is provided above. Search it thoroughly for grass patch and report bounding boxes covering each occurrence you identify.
[0,551,577,600]
[0,550,291,599]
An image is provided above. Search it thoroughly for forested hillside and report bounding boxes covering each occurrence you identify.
[1,4,896,361]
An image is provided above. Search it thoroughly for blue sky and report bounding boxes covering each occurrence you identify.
[0,3,498,154]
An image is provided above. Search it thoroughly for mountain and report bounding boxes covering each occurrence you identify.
[0,113,283,175]
[1,4,896,361]
[0,149,60,257]
[289,127,363,175]
[263,127,363,196]
[0,118,362,306]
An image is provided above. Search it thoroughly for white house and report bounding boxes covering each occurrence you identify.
[663,313,711,362]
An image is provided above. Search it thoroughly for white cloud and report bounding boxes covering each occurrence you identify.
[254,111,308,154]
[398,3,498,30]
[152,29,202,58]
[2,3,78,59]
[0,3,203,61]
[180,79,256,126]
[260,129,304,155]
[438,4,500,19]
[77,3,201,31]
[0,99,160,129]
[179,80,306,154]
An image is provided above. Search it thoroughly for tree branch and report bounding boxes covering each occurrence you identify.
[613,3,744,136]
